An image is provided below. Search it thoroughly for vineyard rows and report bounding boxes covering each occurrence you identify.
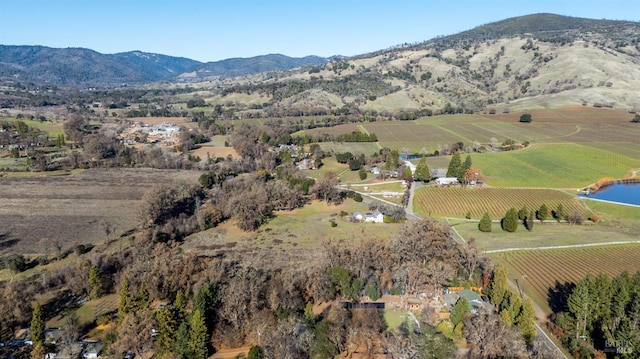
[414,187,585,218]
[494,245,640,309]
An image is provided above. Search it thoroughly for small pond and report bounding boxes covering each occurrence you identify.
[579,182,640,206]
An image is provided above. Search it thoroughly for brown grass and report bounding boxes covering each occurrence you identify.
[189,145,238,159]
[0,168,201,256]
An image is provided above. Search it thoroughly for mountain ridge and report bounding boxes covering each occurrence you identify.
[0,45,330,87]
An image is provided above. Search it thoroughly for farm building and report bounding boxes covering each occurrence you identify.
[435,177,459,185]
[403,160,416,174]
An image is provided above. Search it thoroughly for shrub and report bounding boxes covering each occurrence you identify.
[330,220,337,227]
[518,206,528,221]
[501,208,519,232]
[524,211,535,231]
[568,211,584,225]
[479,212,492,232]
[358,167,367,180]
[536,204,549,222]
[519,113,532,123]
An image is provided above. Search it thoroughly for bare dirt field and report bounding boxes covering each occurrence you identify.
[126,116,190,125]
[189,144,238,159]
[0,168,201,255]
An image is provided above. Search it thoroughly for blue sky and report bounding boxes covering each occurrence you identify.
[1,0,638,62]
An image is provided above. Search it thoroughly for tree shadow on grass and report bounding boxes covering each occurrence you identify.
[547,280,576,313]
[0,231,19,250]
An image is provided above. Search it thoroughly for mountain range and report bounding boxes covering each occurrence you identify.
[0,46,328,87]
[2,13,640,111]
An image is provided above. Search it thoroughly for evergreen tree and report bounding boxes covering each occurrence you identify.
[88,265,103,299]
[503,290,522,323]
[525,211,535,231]
[450,296,471,326]
[500,308,513,326]
[174,319,191,357]
[136,282,150,310]
[567,279,591,340]
[364,279,381,301]
[385,149,399,170]
[517,206,528,221]
[174,289,187,323]
[247,345,264,359]
[461,155,472,182]
[479,212,492,232]
[194,283,219,330]
[154,306,177,355]
[188,310,208,359]
[118,277,133,321]
[446,152,461,178]
[488,264,508,307]
[414,156,431,182]
[554,203,567,222]
[358,167,367,180]
[518,299,537,344]
[536,204,549,222]
[30,302,45,358]
[501,207,519,232]
[303,302,317,325]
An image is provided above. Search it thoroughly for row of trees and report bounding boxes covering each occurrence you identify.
[478,203,584,233]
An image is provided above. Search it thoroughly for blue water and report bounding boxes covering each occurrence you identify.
[580,182,640,206]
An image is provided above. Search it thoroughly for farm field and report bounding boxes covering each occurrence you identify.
[451,218,640,252]
[296,107,640,156]
[47,294,119,328]
[489,244,640,312]
[471,143,640,188]
[413,187,585,218]
[0,168,201,256]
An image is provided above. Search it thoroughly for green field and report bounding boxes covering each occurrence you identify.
[1,117,65,136]
[471,143,640,188]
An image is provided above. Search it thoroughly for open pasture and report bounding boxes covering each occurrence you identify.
[491,244,640,312]
[471,143,640,188]
[452,217,640,252]
[0,168,201,256]
[1,117,65,136]
[413,187,584,218]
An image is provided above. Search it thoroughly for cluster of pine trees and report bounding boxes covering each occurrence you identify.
[554,271,640,358]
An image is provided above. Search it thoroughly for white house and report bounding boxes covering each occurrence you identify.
[435,177,459,185]
[354,210,384,223]
[404,160,416,175]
